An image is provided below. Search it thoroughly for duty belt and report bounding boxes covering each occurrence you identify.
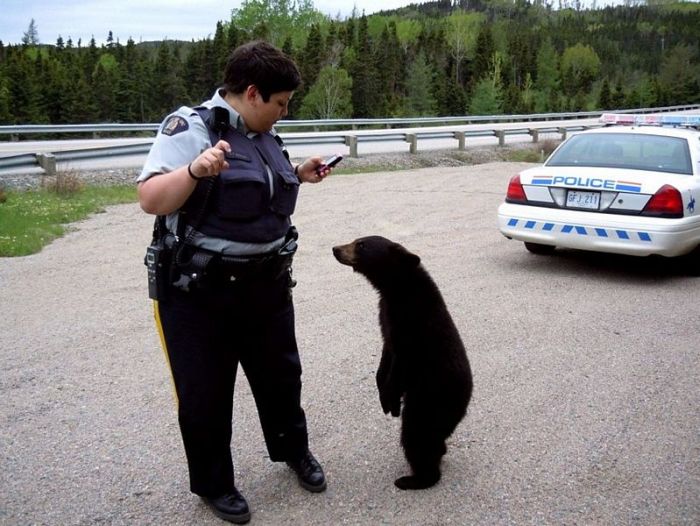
[172,227,298,291]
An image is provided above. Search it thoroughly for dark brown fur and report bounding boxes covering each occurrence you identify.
[333,236,473,490]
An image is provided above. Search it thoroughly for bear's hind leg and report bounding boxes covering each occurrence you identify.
[396,410,445,490]
[394,468,441,490]
[394,443,443,489]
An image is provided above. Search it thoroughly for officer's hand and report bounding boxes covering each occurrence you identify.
[296,156,332,184]
[190,140,231,179]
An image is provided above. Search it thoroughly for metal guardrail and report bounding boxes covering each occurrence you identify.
[1,105,698,138]
[0,124,583,174]
[1,105,698,175]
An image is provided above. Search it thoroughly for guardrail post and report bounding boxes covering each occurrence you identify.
[495,130,506,147]
[36,153,56,176]
[10,134,19,142]
[529,129,539,143]
[558,127,567,141]
[405,133,417,154]
[345,135,358,158]
[454,131,466,151]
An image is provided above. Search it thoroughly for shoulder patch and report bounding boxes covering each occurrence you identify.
[161,116,189,136]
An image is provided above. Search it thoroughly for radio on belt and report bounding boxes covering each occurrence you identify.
[146,244,170,301]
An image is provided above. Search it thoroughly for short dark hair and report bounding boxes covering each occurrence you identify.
[223,40,302,102]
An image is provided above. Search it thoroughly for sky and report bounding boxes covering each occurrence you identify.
[0,0,424,46]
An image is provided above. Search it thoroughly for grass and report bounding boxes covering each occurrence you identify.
[0,176,136,257]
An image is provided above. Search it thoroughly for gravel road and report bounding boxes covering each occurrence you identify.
[1,161,698,525]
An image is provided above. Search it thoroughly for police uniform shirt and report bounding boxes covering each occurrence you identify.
[138,89,287,256]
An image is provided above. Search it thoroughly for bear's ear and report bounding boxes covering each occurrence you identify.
[405,252,421,267]
[392,244,421,268]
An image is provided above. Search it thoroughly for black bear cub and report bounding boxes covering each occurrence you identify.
[333,236,473,490]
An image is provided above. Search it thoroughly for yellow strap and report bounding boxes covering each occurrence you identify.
[153,300,179,407]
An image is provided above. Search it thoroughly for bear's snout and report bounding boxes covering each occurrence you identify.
[332,243,356,266]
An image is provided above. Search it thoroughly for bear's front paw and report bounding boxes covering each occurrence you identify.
[390,401,401,417]
[379,391,392,414]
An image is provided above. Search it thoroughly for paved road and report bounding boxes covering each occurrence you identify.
[0,117,592,175]
[1,162,698,525]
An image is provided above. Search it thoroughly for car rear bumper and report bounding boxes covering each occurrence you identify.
[497,202,700,257]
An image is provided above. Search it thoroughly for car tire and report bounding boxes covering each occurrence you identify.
[524,242,556,255]
[680,246,700,276]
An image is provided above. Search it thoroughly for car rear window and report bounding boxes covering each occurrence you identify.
[546,132,693,175]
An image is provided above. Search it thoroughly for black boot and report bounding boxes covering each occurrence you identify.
[202,488,251,524]
[286,450,327,493]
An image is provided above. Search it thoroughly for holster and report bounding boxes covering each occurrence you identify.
[171,226,299,292]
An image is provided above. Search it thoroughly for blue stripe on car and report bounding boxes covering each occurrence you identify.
[615,184,642,193]
[506,219,651,242]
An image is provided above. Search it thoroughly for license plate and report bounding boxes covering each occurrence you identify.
[566,190,600,210]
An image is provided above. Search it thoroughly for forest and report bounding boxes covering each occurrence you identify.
[0,0,698,126]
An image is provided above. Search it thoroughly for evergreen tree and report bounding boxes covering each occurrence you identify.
[82,37,100,79]
[299,23,325,98]
[373,22,404,116]
[212,21,229,74]
[0,75,12,123]
[227,22,242,52]
[610,80,626,109]
[22,19,40,45]
[468,53,504,115]
[435,59,467,116]
[92,53,121,121]
[350,15,376,117]
[469,76,503,115]
[114,38,139,122]
[503,84,521,114]
[659,44,697,105]
[150,42,189,118]
[404,52,437,116]
[471,23,494,86]
[598,78,611,109]
[6,51,43,123]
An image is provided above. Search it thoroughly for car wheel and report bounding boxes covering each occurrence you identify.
[524,242,556,255]
[680,246,700,276]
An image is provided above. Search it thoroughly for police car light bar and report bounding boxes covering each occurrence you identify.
[600,113,700,128]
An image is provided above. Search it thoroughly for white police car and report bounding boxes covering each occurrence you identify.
[498,113,700,272]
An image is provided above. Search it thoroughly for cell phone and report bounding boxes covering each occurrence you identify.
[316,154,343,174]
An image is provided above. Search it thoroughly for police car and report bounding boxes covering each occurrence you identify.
[497,113,700,272]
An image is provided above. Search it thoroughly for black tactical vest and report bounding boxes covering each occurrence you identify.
[181,108,299,244]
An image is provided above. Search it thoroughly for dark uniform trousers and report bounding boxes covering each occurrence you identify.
[155,273,309,498]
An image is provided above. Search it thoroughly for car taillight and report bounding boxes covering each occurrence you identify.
[642,184,683,218]
[505,175,527,204]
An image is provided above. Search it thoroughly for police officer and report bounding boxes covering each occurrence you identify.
[138,41,333,524]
